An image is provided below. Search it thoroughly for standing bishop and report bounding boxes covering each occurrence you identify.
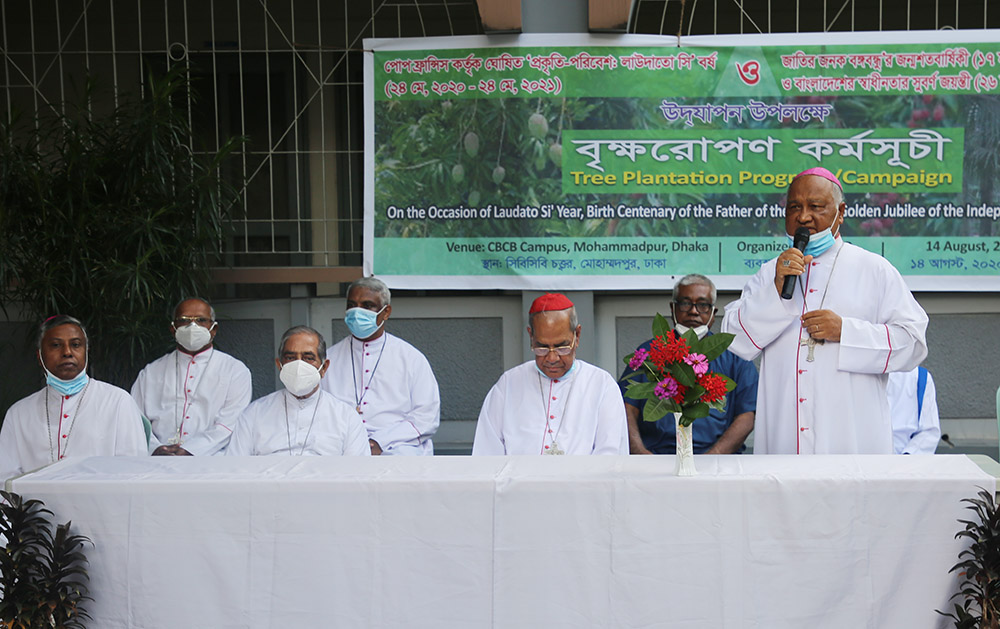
[473,293,628,455]
[131,298,252,456]
[322,277,440,456]
[0,315,147,481]
[721,167,928,454]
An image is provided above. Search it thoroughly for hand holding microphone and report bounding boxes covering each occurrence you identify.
[776,227,812,300]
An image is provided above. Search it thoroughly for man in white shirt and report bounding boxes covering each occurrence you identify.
[322,277,440,456]
[131,298,252,456]
[721,167,928,454]
[887,366,941,454]
[0,315,147,480]
[226,326,370,457]
[473,293,629,455]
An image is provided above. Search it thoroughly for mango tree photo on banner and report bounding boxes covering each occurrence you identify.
[364,31,1000,290]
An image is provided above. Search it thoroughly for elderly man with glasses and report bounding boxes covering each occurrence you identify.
[619,274,759,455]
[131,298,252,456]
[472,293,628,455]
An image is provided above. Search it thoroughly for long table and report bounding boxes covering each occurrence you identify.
[9,455,993,628]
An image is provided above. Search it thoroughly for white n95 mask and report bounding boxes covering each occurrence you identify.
[280,360,322,397]
[175,322,215,352]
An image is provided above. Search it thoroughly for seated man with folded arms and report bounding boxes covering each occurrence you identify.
[473,293,628,455]
[226,325,370,457]
[0,315,146,480]
[131,298,251,455]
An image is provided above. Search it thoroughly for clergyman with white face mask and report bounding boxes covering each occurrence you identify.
[618,274,759,455]
[225,326,369,457]
[321,277,440,456]
[131,298,252,456]
[0,315,147,481]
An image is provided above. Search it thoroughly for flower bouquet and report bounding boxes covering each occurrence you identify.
[621,313,737,475]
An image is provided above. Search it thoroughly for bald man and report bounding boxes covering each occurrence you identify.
[131,298,252,455]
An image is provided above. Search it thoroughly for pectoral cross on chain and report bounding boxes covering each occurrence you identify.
[800,336,824,362]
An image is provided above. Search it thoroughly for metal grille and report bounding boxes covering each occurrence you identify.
[629,0,998,35]
[0,0,484,284]
[1,1,994,285]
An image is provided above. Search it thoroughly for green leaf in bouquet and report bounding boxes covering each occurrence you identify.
[683,385,706,405]
[622,351,635,366]
[668,361,697,387]
[692,332,735,363]
[651,313,671,339]
[625,381,658,399]
[707,397,728,413]
[683,402,711,420]
[643,396,678,422]
[720,374,736,393]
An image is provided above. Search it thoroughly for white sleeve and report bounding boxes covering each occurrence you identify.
[0,409,24,481]
[903,372,941,455]
[369,354,440,452]
[838,264,928,375]
[471,379,507,456]
[721,263,801,361]
[114,394,150,457]
[344,411,373,456]
[224,407,255,456]
[592,376,629,455]
[181,363,252,456]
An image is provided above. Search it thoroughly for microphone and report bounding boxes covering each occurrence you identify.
[780,227,811,300]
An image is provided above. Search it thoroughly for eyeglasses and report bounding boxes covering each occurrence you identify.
[173,316,214,328]
[530,337,577,357]
[673,300,714,314]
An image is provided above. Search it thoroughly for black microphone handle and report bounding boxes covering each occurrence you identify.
[780,268,798,299]
[780,228,811,300]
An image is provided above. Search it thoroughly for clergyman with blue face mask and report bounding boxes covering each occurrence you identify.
[321,277,440,456]
[721,167,929,455]
[0,315,147,481]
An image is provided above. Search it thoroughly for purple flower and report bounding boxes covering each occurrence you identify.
[684,353,709,377]
[654,376,679,400]
[629,348,649,371]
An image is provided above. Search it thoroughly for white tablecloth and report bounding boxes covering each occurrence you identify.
[9,454,993,628]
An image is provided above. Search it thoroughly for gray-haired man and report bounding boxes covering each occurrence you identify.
[321,277,440,455]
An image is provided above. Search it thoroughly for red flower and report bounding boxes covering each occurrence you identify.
[662,330,690,363]
[699,373,729,403]
[648,336,670,370]
[672,383,688,405]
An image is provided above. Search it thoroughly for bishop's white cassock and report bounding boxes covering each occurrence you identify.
[322,333,440,455]
[0,379,147,480]
[131,347,252,455]
[472,359,629,455]
[721,238,928,454]
[225,388,371,457]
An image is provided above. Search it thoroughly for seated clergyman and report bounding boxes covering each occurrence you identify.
[472,293,628,455]
[225,325,370,457]
[131,297,252,456]
[0,315,147,480]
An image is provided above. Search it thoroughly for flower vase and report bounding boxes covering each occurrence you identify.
[674,413,697,477]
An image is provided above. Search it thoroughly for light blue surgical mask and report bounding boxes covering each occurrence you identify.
[785,214,842,258]
[39,352,89,396]
[345,305,387,339]
[535,359,578,380]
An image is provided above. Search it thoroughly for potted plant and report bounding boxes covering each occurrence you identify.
[938,487,1000,628]
[0,491,92,628]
